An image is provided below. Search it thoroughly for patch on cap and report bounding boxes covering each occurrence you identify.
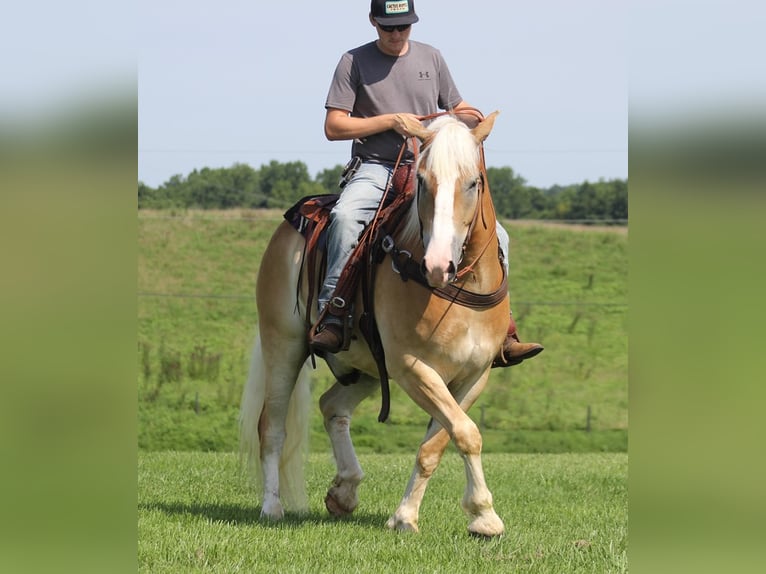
[385,1,410,15]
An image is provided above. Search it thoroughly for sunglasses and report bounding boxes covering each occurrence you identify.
[379,23,411,33]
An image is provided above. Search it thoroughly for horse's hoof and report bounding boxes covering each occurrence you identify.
[386,515,419,533]
[259,506,284,521]
[467,513,505,538]
[325,492,355,517]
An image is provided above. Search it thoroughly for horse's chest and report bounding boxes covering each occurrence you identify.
[381,309,494,366]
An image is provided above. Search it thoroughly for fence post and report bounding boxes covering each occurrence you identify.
[586,405,592,433]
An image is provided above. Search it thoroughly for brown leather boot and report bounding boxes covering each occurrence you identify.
[492,315,544,368]
[309,319,345,355]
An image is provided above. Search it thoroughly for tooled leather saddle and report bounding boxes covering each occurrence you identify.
[283,164,416,422]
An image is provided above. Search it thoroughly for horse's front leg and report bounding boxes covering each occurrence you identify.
[392,364,504,537]
[387,369,491,532]
[319,374,378,516]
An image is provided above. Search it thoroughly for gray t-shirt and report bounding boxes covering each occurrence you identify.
[325,40,463,164]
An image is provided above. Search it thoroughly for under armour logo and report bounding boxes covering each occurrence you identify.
[418,71,431,80]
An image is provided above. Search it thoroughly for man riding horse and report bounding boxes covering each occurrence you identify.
[311,0,543,366]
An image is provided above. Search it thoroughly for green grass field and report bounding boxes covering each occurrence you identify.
[138,210,627,454]
[138,451,627,573]
[138,210,628,571]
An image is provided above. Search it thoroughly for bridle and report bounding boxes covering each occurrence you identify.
[378,107,508,308]
[416,108,500,282]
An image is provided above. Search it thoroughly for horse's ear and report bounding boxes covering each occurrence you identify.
[471,111,500,143]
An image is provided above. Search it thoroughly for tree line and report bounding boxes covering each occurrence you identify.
[138,160,627,222]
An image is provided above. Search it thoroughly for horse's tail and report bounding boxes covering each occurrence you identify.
[239,332,311,511]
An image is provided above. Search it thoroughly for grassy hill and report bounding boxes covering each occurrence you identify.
[138,209,627,453]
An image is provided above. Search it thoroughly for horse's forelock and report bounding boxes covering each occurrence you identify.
[421,117,480,182]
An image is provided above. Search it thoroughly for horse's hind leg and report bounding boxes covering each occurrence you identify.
[258,334,309,520]
[245,222,313,519]
[319,374,378,516]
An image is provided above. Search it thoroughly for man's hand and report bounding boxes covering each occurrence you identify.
[392,113,425,138]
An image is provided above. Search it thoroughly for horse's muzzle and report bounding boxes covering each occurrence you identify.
[421,258,456,288]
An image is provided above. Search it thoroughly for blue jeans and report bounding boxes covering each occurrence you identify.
[318,161,511,313]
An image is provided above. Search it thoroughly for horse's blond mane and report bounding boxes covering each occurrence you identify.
[398,199,422,245]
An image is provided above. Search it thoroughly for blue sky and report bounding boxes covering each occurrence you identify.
[138,0,628,188]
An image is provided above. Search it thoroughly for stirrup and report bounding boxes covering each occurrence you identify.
[310,298,354,354]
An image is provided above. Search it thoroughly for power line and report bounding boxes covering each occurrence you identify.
[139,147,627,155]
[138,292,252,300]
[138,149,342,155]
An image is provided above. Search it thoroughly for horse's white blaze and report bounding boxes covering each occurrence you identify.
[419,116,483,288]
[424,178,457,287]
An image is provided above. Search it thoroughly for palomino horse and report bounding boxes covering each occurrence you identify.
[240,111,509,537]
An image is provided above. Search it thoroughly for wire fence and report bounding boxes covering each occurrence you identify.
[136,291,626,307]
[138,212,628,225]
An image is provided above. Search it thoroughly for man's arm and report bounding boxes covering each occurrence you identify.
[324,108,429,141]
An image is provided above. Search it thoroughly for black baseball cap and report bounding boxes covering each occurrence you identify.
[370,0,419,26]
